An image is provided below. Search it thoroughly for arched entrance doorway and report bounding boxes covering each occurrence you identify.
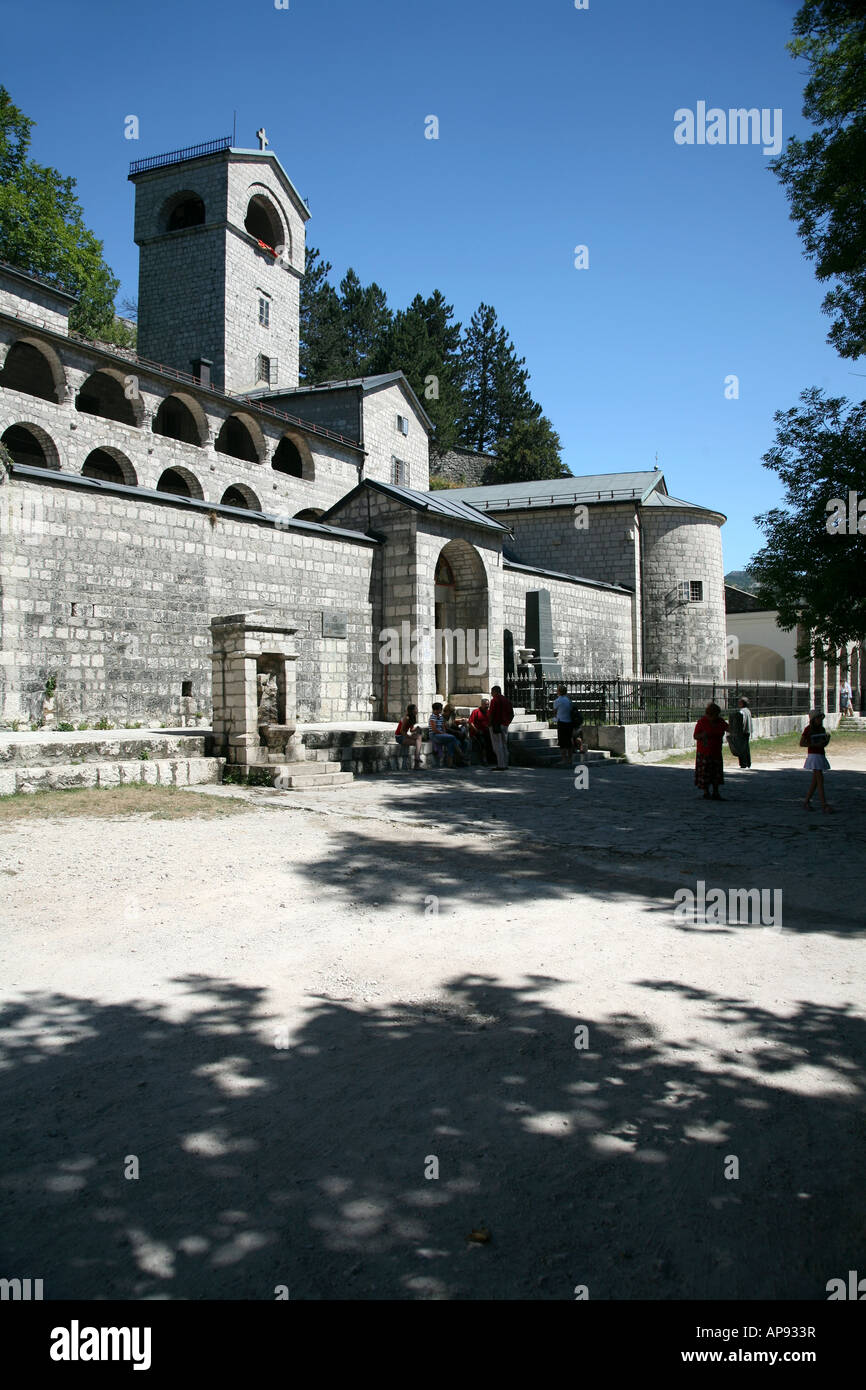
[434,539,489,698]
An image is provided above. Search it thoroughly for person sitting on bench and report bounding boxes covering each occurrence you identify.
[428,703,460,767]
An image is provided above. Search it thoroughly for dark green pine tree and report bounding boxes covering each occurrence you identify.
[370,290,465,453]
[460,303,541,453]
[489,415,569,483]
[298,246,348,383]
[339,268,392,376]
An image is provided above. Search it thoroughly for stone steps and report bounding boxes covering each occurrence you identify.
[273,764,355,790]
[3,756,224,796]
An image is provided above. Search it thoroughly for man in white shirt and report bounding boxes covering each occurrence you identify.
[553,684,574,766]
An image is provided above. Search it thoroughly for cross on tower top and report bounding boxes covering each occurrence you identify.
[256,127,268,150]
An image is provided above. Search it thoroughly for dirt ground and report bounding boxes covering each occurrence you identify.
[1,746,864,1301]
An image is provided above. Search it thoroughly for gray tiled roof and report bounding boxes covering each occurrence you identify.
[322,479,509,533]
[441,471,665,510]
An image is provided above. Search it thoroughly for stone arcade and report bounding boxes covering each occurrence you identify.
[0,135,729,736]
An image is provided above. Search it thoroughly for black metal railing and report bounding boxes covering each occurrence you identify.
[129,137,233,176]
[505,676,812,726]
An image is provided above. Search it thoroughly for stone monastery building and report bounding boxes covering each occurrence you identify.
[0,136,727,727]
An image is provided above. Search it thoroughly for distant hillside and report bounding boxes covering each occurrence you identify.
[725,569,759,594]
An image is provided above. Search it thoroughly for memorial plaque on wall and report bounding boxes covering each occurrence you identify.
[322,610,348,639]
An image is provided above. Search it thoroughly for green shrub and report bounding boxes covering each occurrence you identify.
[94,717,114,730]
[76,721,89,731]
[57,722,76,732]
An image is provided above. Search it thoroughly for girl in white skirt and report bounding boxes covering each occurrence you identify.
[800,710,832,812]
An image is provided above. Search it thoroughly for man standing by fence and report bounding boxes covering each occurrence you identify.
[488,685,514,771]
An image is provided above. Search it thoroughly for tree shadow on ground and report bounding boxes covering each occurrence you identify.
[282,761,865,936]
[1,973,863,1300]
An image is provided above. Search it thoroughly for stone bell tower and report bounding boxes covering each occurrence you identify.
[129,132,309,394]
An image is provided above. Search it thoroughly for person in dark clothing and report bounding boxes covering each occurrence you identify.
[488,685,514,771]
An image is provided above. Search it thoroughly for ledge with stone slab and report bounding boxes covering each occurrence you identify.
[0,727,224,795]
[584,712,840,763]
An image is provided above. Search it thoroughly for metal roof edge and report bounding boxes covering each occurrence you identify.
[503,559,633,595]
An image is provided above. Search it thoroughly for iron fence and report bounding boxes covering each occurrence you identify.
[505,676,813,725]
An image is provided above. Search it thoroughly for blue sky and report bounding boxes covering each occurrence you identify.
[5,0,858,568]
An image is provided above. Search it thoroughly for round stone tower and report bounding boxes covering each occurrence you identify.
[640,499,727,679]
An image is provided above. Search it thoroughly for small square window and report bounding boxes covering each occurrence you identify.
[181,680,192,698]
[391,457,409,487]
[259,297,270,328]
[257,353,272,385]
[689,580,703,602]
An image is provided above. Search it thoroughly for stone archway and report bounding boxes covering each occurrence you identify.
[433,539,489,699]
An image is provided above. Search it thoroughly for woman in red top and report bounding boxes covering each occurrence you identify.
[693,701,729,800]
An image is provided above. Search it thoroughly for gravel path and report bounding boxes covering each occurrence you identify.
[1,753,864,1300]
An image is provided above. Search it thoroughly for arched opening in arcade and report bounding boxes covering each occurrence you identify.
[2,422,60,470]
[152,394,204,446]
[82,448,137,486]
[272,433,312,479]
[75,370,139,427]
[220,484,261,511]
[0,340,64,402]
[156,467,204,500]
[215,414,260,462]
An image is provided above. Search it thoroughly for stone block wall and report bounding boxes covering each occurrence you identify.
[430,448,496,487]
[266,386,361,443]
[0,470,377,726]
[0,267,74,336]
[359,381,430,491]
[641,509,726,679]
[132,149,306,394]
[0,323,363,515]
[492,502,640,590]
[502,568,634,678]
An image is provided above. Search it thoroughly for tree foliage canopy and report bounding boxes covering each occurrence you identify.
[0,86,133,346]
[771,0,866,358]
[750,388,866,647]
[299,258,564,479]
[488,415,569,484]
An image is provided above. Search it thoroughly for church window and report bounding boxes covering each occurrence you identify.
[244,195,282,250]
[677,580,704,603]
[391,457,409,488]
[256,353,276,386]
[166,196,205,231]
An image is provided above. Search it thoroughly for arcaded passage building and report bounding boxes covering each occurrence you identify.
[0,136,727,727]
